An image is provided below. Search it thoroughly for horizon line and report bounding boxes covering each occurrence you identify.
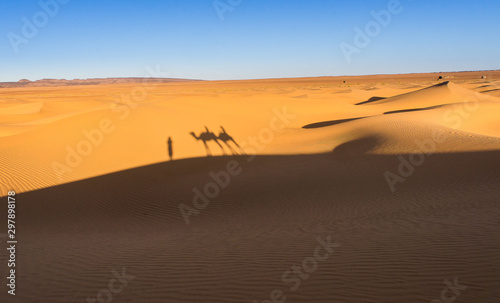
[4,69,499,84]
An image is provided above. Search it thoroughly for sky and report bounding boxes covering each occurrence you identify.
[0,0,499,82]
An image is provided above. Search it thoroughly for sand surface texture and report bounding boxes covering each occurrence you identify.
[1,71,499,302]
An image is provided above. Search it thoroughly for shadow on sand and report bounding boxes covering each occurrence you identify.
[190,126,245,156]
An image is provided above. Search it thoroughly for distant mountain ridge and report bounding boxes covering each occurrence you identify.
[0,77,202,88]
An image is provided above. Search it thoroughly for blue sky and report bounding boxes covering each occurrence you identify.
[0,0,499,82]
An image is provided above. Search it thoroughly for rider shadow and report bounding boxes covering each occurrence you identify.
[189,126,245,157]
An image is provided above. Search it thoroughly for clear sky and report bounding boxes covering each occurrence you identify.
[1,0,499,82]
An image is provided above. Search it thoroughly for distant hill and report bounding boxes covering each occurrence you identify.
[0,77,202,88]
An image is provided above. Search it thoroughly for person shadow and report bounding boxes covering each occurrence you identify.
[167,136,173,160]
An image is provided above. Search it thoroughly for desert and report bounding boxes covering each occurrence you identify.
[2,1,500,301]
[1,71,499,302]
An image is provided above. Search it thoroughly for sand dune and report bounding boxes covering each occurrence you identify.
[1,71,500,302]
[1,73,500,193]
[4,151,500,302]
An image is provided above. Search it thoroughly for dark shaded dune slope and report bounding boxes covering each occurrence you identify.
[2,149,500,302]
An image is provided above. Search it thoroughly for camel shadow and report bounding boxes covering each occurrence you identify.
[190,126,225,157]
[190,126,245,157]
[217,126,245,155]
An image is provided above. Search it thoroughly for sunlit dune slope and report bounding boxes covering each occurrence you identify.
[1,71,499,195]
